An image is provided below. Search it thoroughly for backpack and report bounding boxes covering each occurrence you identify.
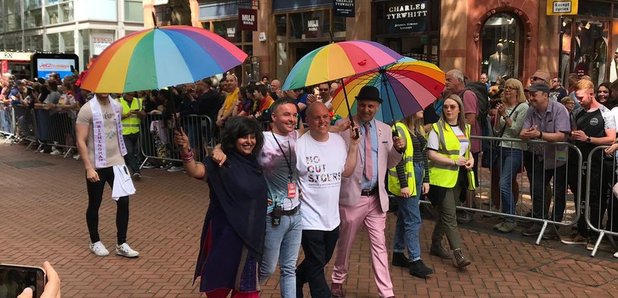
[462,81,494,167]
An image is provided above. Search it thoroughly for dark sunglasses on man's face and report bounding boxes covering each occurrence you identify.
[319,88,329,92]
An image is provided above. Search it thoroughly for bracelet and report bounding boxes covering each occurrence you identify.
[180,148,193,161]
[539,131,543,139]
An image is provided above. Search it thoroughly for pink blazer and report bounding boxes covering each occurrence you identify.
[338,116,403,212]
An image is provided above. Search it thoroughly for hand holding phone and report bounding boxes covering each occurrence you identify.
[15,261,60,298]
[1,263,45,298]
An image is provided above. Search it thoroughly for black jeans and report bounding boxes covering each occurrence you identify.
[296,227,339,298]
[123,133,141,174]
[86,167,130,245]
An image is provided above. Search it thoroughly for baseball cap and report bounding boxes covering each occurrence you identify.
[526,83,550,94]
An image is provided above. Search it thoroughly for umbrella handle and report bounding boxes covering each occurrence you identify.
[341,79,360,139]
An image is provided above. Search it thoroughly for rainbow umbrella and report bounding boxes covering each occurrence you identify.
[282,40,402,91]
[331,57,445,123]
[282,40,402,127]
[81,25,247,93]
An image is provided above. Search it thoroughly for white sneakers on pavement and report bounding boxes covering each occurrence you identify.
[90,241,139,258]
[89,241,110,257]
[116,243,140,258]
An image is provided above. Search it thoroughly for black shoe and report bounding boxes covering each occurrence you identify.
[429,244,451,259]
[542,225,560,240]
[409,259,433,278]
[522,222,543,237]
[392,252,410,267]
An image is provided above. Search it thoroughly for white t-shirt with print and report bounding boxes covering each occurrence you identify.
[426,125,469,157]
[296,132,347,231]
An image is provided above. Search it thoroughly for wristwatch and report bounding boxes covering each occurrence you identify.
[587,136,591,143]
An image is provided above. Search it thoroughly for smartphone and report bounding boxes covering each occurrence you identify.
[0,264,46,298]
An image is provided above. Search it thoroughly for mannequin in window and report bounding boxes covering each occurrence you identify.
[487,43,510,83]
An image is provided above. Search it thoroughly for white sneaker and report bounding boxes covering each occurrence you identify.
[167,166,184,172]
[614,251,618,258]
[50,149,62,155]
[89,241,110,256]
[116,243,139,258]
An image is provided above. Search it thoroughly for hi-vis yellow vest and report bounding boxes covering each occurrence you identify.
[428,121,471,188]
[120,97,142,135]
[387,122,417,196]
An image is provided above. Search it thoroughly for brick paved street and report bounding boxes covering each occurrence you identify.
[1,141,618,297]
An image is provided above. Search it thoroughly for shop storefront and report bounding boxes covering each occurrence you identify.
[199,1,255,83]
[372,0,440,65]
[560,0,618,86]
[272,0,347,81]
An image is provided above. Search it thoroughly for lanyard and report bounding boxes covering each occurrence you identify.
[271,131,293,181]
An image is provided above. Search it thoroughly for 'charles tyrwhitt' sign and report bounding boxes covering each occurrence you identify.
[386,1,429,33]
[333,0,355,17]
[238,8,257,31]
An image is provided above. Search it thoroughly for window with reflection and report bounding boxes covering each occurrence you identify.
[25,35,43,51]
[289,10,326,39]
[7,14,22,31]
[125,0,144,22]
[25,9,43,28]
[60,2,74,23]
[276,14,287,38]
[26,0,43,10]
[47,5,59,25]
[480,13,522,83]
[62,31,74,52]
[572,20,608,86]
[213,20,240,43]
[48,33,59,52]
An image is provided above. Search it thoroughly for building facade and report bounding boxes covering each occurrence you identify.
[197,0,618,87]
[0,0,145,72]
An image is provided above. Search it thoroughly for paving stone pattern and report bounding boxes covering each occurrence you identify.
[1,142,617,297]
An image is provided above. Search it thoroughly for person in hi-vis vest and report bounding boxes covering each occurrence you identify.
[120,92,146,179]
[387,111,433,279]
[425,94,474,269]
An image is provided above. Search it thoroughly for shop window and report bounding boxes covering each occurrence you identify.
[572,20,608,86]
[276,14,287,38]
[289,10,326,40]
[578,0,611,18]
[480,13,522,83]
[333,16,346,38]
[213,20,240,43]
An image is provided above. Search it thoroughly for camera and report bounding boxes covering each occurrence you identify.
[489,98,502,109]
[271,205,283,226]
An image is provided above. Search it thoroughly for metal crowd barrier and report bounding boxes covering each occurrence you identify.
[449,136,584,245]
[0,104,16,142]
[140,114,213,168]
[585,146,618,257]
[32,107,78,158]
[12,105,37,148]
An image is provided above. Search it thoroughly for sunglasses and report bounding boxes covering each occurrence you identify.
[319,88,329,92]
[443,104,459,110]
[504,86,518,91]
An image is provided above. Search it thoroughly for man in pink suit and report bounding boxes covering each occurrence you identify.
[331,86,405,298]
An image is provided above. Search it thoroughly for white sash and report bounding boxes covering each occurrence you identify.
[90,95,127,168]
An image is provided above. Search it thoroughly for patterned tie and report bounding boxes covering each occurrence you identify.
[364,122,373,180]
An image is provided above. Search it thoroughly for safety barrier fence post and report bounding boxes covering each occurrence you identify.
[585,146,618,257]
